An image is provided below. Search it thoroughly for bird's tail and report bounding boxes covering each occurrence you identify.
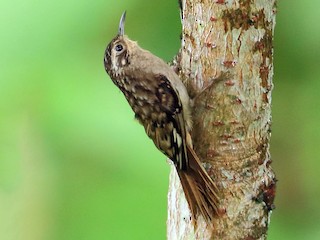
[176,145,219,225]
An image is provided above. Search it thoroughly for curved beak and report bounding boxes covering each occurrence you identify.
[118,11,126,36]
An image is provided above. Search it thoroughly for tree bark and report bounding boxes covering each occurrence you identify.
[167,0,277,239]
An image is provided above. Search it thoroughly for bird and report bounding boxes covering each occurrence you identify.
[103,11,219,225]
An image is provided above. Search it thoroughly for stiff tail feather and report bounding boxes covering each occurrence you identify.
[176,145,219,225]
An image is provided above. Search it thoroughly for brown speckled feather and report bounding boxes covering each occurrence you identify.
[103,12,219,226]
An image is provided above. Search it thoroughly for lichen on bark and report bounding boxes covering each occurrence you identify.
[167,0,277,239]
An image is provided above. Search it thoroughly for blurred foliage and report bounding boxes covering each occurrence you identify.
[0,0,319,239]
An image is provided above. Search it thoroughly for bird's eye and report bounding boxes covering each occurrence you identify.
[115,44,123,52]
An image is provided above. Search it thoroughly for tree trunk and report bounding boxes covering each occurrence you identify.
[167,0,277,239]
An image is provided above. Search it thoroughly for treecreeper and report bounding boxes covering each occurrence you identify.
[103,11,219,226]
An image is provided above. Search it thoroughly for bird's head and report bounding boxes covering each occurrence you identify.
[104,11,137,76]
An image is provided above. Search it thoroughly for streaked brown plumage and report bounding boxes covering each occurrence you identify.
[103,12,219,225]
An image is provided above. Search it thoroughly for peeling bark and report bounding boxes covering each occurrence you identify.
[167,0,277,239]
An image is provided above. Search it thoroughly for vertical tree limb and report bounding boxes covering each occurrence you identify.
[167,0,277,239]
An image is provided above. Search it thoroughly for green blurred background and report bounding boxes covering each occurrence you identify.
[0,1,319,239]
